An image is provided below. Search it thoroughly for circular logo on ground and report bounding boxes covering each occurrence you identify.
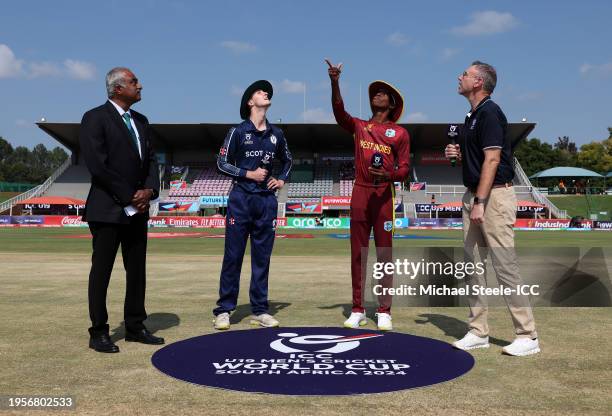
[152,327,474,395]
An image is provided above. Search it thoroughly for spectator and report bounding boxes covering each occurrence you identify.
[558,179,566,194]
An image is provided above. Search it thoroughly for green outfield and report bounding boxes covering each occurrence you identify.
[2,227,612,254]
[548,195,612,219]
[0,192,19,203]
[1,227,611,415]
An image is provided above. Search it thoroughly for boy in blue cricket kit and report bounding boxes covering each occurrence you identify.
[213,80,292,330]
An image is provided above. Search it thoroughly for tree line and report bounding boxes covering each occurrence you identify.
[0,137,69,184]
[514,128,612,178]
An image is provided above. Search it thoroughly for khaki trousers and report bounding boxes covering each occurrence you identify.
[462,186,537,339]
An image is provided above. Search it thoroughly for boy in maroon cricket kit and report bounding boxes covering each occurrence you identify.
[326,59,411,330]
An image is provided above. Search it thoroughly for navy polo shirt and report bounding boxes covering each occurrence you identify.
[459,96,514,189]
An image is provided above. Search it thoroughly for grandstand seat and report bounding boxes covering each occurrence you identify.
[168,165,233,198]
[340,179,354,196]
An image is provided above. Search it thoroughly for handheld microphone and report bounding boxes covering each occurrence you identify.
[447,124,459,167]
[259,152,272,188]
[260,153,272,169]
[371,152,384,185]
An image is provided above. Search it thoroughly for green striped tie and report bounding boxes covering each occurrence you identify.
[122,112,141,157]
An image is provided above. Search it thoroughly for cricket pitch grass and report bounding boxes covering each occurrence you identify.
[1,228,611,415]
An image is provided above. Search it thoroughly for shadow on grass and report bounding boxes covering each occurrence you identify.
[318,303,351,318]
[110,312,180,342]
[229,301,291,324]
[414,313,509,347]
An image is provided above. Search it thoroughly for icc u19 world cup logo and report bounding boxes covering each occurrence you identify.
[269,332,383,354]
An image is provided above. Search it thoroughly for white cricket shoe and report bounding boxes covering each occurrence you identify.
[213,312,230,330]
[344,312,367,328]
[376,313,393,331]
[453,332,490,350]
[250,313,279,328]
[502,338,540,356]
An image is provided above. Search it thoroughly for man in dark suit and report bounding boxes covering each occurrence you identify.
[79,67,164,353]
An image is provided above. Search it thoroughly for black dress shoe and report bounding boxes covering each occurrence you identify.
[89,333,120,353]
[125,328,165,345]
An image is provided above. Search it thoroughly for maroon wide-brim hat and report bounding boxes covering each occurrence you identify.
[368,80,404,123]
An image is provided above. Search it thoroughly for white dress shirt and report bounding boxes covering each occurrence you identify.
[108,99,141,217]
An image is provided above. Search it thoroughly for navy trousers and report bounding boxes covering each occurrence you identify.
[214,189,278,316]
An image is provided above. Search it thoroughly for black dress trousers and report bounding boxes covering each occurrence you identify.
[87,215,148,335]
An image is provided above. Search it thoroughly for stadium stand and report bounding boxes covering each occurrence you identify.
[340,179,354,196]
[40,164,91,199]
[12,121,564,220]
[290,164,314,182]
[287,161,335,198]
[413,164,463,185]
[287,180,333,198]
[168,166,232,198]
[286,197,321,203]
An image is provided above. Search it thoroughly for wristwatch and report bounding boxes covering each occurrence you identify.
[473,196,487,205]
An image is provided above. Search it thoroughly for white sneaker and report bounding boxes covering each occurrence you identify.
[213,312,230,330]
[453,332,490,350]
[250,313,279,328]
[376,313,393,331]
[502,338,540,356]
[344,312,367,328]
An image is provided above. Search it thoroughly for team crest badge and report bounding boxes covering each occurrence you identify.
[384,221,393,232]
[244,133,253,144]
[385,129,396,138]
[270,135,277,144]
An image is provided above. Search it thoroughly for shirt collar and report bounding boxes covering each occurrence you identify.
[466,96,491,118]
[243,118,271,134]
[108,99,131,117]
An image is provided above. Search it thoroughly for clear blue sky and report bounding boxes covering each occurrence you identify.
[1,0,611,150]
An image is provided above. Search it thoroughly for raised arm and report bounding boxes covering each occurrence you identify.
[326,58,354,133]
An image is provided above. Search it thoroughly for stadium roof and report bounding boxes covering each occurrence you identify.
[37,122,536,154]
[529,167,604,178]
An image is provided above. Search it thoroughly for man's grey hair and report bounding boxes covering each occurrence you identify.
[471,61,497,94]
[105,67,130,98]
